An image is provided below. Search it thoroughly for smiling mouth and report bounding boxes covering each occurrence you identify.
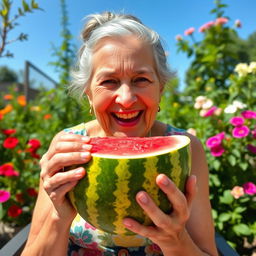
[112,111,143,123]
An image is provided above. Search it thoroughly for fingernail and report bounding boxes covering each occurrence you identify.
[138,192,148,204]
[160,176,169,186]
[82,144,92,150]
[81,152,90,158]
[75,168,84,176]
[82,136,90,142]
[123,219,132,228]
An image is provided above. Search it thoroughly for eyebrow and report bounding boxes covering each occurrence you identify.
[95,68,154,80]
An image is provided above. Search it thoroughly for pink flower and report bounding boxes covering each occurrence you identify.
[252,129,256,139]
[241,110,256,119]
[206,136,222,148]
[184,27,195,36]
[210,144,225,157]
[247,144,256,154]
[230,116,244,126]
[202,106,218,117]
[231,186,244,199]
[215,17,229,26]
[232,125,250,138]
[199,21,215,32]
[0,190,11,203]
[175,34,183,41]
[235,19,242,28]
[215,132,225,140]
[243,182,256,195]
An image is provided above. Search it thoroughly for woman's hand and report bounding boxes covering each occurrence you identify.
[123,174,197,254]
[39,132,92,221]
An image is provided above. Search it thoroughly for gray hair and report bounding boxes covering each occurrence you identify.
[69,12,172,99]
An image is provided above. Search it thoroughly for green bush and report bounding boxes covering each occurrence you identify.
[0,86,91,226]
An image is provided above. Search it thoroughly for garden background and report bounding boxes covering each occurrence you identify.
[0,0,255,255]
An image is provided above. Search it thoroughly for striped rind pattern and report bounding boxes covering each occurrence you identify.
[68,137,191,236]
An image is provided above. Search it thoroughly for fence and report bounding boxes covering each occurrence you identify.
[24,61,58,100]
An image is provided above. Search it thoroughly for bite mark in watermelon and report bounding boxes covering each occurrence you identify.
[68,135,191,236]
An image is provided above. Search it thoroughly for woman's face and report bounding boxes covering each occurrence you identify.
[86,36,163,137]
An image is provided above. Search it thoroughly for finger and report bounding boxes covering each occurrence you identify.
[54,141,92,153]
[135,191,171,229]
[43,167,86,193]
[156,174,189,222]
[41,151,91,177]
[185,175,197,212]
[47,180,79,204]
[123,218,158,239]
[47,133,90,159]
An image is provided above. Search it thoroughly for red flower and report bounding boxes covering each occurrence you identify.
[0,113,3,120]
[27,188,38,197]
[15,193,24,203]
[8,205,22,218]
[3,137,19,149]
[30,151,41,159]
[28,139,41,150]
[0,163,19,176]
[2,129,16,136]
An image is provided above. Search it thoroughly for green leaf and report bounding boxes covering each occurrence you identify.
[218,212,231,222]
[234,206,246,213]
[22,0,30,12]
[228,155,236,166]
[213,159,221,171]
[239,162,248,171]
[220,190,234,204]
[0,204,4,219]
[233,223,252,236]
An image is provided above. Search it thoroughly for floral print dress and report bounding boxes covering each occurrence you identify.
[64,123,185,256]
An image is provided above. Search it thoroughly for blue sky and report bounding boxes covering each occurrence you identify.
[1,0,256,90]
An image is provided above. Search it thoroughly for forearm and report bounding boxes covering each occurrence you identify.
[22,212,72,256]
[161,230,217,256]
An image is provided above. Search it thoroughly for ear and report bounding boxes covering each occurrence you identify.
[159,83,164,96]
[85,88,92,106]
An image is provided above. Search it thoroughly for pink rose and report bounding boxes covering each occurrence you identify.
[243,182,256,195]
[0,190,11,203]
[215,17,228,25]
[229,116,244,126]
[232,126,250,138]
[247,144,256,154]
[241,110,256,119]
[230,186,244,199]
[206,136,222,148]
[184,27,195,36]
[210,144,225,157]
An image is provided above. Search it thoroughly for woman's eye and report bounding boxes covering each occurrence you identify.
[101,79,117,85]
[134,77,150,84]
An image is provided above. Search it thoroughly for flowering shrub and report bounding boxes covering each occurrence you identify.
[0,86,90,226]
[159,1,256,253]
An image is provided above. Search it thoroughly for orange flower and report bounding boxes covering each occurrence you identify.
[0,104,13,115]
[3,94,14,100]
[44,114,52,119]
[17,95,27,106]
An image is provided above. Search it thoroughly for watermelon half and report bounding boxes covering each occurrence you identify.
[68,135,191,235]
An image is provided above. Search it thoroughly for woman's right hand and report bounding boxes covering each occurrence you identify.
[39,131,92,221]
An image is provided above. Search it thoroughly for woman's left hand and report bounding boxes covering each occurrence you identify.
[123,174,197,254]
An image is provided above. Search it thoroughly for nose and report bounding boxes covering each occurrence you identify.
[115,82,137,108]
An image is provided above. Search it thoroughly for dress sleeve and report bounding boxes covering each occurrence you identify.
[63,123,87,136]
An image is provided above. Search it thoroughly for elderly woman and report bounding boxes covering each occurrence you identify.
[22,12,218,256]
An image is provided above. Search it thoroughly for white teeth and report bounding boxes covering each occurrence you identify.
[115,111,140,119]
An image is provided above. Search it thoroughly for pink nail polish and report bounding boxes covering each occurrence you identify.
[138,193,148,204]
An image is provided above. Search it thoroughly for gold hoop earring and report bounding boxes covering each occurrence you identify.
[89,106,94,116]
